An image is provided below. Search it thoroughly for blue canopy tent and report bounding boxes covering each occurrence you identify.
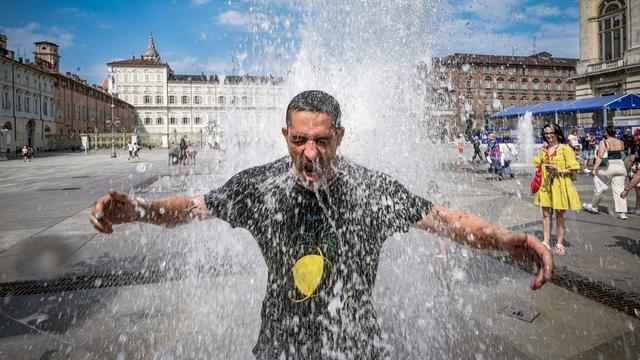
[490,93,640,126]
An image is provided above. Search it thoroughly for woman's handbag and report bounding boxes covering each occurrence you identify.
[530,164,543,195]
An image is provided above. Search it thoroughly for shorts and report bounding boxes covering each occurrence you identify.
[581,149,593,160]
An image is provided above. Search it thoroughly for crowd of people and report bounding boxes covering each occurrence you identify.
[458,125,640,255]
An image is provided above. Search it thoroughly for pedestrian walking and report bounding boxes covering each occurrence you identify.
[568,129,581,154]
[21,145,30,162]
[133,142,140,159]
[471,130,483,162]
[485,133,502,180]
[533,123,581,255]
[623,129,640,214]
[581,132,595,172]
[455,133,465,159]
[499,136,518,178]
[583,126,629,219]
[127,141,134,160]
[622,127,634,160]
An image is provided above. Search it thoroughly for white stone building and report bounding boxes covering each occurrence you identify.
[107,33,285,148]
[1,35,56,155]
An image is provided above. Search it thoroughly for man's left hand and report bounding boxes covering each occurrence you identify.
[499,232,554,290]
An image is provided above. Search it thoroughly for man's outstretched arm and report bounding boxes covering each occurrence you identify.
[90,189,209,234]
[417,205,553,290]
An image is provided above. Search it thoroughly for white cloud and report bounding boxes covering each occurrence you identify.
[167,56,200,72]
[57,7,93,17]
[217,10,254,27]
[0,22,75,52]
[191,0,211,5]
[216,10,269,32]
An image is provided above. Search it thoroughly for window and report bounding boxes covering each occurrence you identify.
[543,82,550,91]
[124,74,128,82]
[533,82,540,91]
[508,81,516,90]
[543,69,549,77]
[497,80,504,90]
[144,95,151,104]
[521,82,528,91]
[145,74,149,82]
[598,0,626,61]
[25,97,30,113]
[508,68,515,76]
[567,83,574,91]
[43,100,48,115]
[182,117,189,124]
[181,96,188,104]
[218,96,225,105]
[483,66,491,74]
[242,96,248,106]
[194,117,201,124]
[194,96,201,105]
[156,74,161,81]
[484,81,491,89]
[170,117,176,124]
[2,91,10,110]
[496,67,504,75]
[169,95,176,104]
[156,95,163,104]
[156,117,163,125]
[133,74,137,82]
[520,68,527,76]
[144,117,152,125]
[555,83,563,91]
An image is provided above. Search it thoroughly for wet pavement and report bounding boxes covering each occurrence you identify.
[0,147,638,359]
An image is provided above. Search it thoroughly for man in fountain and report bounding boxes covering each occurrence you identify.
[90,90,553,359]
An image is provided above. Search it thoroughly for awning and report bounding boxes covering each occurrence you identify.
[490,93,640,118]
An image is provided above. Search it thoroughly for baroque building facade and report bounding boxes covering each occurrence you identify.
[107,33,285,148]
[430,52,577,133]
[574,0,640,125]
[0,34,134,155]
[1,35,55,153]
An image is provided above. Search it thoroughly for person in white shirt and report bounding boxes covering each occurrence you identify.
[127,142,134,160]
[499,136,518,178]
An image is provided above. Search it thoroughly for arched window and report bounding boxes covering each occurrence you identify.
[598,0,626,61]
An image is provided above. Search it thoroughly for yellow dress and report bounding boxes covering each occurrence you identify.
[532,144,581,210]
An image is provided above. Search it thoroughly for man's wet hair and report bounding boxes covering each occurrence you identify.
[286,90,342,130]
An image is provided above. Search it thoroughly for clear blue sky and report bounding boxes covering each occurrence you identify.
[1,0,579,85]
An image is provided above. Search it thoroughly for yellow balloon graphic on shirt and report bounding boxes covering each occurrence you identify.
[292,247,331,303]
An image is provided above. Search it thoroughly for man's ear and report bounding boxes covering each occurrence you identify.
[281,127,288,140]
[336,127,345,147]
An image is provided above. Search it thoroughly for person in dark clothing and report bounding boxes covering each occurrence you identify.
[622,127,634,160]
[471,130,483,162]
[90,90,553,359]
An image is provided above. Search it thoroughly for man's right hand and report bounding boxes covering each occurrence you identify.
[90,189,138,234]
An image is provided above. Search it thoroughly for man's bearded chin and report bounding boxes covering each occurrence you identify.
[294,157,334,189]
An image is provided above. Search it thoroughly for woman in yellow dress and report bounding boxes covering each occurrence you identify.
[532,123,581,255]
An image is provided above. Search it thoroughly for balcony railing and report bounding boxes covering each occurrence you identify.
[585,58,624,74]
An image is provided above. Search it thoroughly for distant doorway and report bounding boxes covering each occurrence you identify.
[26,119,35,148]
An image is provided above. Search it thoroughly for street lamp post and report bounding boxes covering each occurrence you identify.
[105,102,120,158]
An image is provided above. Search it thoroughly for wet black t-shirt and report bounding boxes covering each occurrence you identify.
[205,157,432,359]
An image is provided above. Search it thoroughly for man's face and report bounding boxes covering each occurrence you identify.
[282,110,345,186]
[625,129,632,136]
